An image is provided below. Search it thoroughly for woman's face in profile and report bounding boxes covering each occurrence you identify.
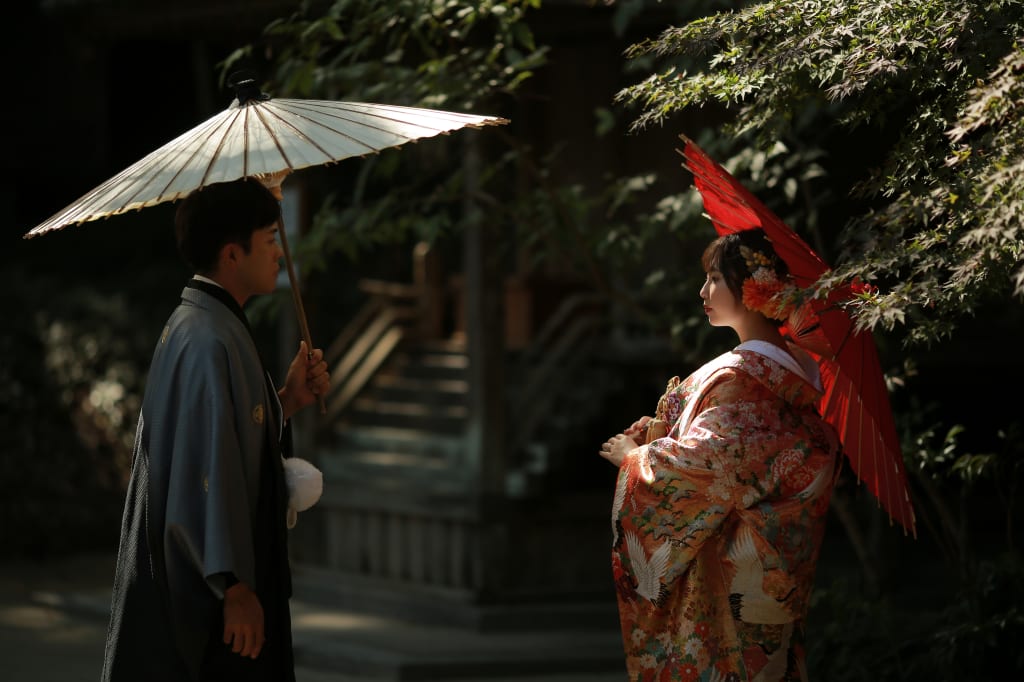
[700,268,745,328]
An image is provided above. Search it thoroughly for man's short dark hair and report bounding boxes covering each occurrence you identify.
[175,178,282,273]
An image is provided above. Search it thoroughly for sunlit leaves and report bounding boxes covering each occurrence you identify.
[231,0,547,109]
[619,0,1024,346]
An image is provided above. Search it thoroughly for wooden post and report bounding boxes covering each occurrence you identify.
[413,241,444,340]
[462,138,506,492]
[461,136,507,596]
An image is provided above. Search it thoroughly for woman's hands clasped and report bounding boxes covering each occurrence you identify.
[599,433,638,468]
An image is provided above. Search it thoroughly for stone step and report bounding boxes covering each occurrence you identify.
[318,449,467,489]
[292,627,626,682]
[330,426,465,460]
[290,565,626,680]
[407,338,469,354]
[367,374,469,405]
[349,398,468,433]
[388,349,469,381]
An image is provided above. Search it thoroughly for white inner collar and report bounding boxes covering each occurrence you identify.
[193,274,225,289]
[736,339,823,392]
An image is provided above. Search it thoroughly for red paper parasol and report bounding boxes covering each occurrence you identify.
[679,135,916,536]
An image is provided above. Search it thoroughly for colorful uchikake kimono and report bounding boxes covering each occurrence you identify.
[611,341,840,682]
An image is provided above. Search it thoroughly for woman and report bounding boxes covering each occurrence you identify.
[599,228,839,682]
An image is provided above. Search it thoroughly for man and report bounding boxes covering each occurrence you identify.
[101,177,330,682]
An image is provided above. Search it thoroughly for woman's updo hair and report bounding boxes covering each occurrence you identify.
[701,229,789,317]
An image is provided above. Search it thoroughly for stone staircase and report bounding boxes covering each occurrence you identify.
[310,329,621,620]
[303,278,629,643]
[327,339,471,486]
[347,340,470,435]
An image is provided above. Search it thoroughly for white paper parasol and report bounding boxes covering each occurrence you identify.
[24,76,509,412]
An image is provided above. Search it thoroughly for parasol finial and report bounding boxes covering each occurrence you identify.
[227,70,270,106]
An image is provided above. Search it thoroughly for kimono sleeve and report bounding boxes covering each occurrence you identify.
[612,368,779,594]
[162,335,258,595]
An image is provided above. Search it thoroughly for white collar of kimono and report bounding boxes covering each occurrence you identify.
[735,339,824,392]
[193,273,223,289]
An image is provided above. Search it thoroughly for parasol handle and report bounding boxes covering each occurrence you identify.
[276,217,327,415]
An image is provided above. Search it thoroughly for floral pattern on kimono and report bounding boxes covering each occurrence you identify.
[611,348,840,682]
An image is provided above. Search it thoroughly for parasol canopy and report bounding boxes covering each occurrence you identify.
[25,79,508,238]
[679,135,916,536]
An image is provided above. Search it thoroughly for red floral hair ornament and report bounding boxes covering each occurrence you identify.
[739,244,798,320]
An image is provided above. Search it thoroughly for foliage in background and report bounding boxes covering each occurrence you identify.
[222,0,547,269]
[3,195,185,558]
[0,265,154,557]
[617,0,1024,348]
[808,553,1024,681]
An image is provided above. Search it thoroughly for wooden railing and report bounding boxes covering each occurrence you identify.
[507,292,607,457]
[322,279,420,423]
